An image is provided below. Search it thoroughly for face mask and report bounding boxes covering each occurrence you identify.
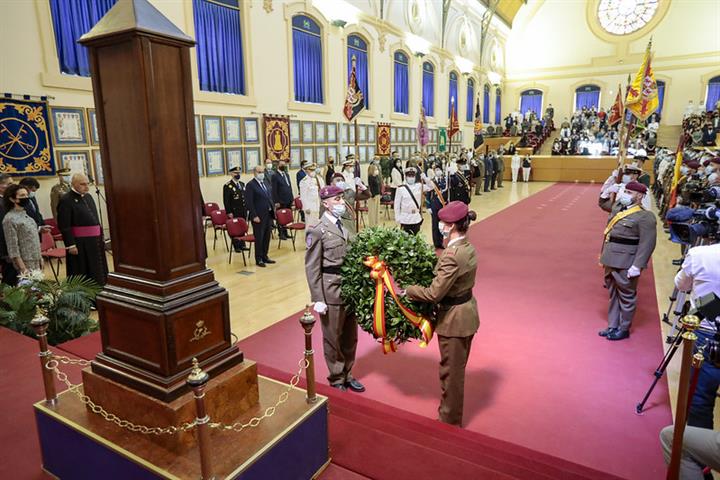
[63,176,71,183]
[28,191,36,198]
[435,169,443,177]
[17,198,30,207]
[680,166,689,175]
[406,178,416,185]
[438,221,451,238]
[279,166,286,171]
[265,164,272,169]
[256,173,265,182]
[395,162,401,167]
[331,203,346,217]
[335,181,346,190]
[705,166,714,175]
[708,173,719,185]
[618,192,633,206]
[621,174,631,184]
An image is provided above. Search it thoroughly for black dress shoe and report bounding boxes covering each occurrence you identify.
[256,262,266,268]
[598,327,617,337]
[607,329,630,341]
[345,379,365,393]
[264,258,276,264]
[330,383,347,392]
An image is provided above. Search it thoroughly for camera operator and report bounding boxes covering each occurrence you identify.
[677,160,706,207]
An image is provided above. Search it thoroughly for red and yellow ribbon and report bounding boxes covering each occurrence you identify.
[363,256,434,354]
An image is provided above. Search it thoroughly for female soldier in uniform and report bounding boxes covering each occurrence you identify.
[401,201,480,426]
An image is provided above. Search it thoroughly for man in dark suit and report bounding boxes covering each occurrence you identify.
[271,160,294,241]
[245,165,275,267]
[19,177,45,226]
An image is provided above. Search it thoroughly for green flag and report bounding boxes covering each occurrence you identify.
[438,127,447,152]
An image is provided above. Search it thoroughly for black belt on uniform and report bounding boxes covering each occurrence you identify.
[321,266,343,275]
[608,237,639,246]
[439,291,473,307]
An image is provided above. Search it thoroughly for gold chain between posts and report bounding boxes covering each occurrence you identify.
[44,354,309,436]
[208,358,310,433]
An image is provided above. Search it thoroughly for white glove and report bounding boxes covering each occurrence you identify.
[354,177,363,186]
[627,266,641,278]
[606,183,622,194]
[420,172,428,181]
[313,301,328,314]
[611,169,619,177]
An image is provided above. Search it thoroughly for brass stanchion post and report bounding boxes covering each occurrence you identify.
[300,305,317,404]
[667,315,701,480]
[187,358,215,480]
[31,314,57,406]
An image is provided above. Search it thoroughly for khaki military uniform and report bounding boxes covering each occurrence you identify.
[305,213,358,386]
[600,204,657,332]
[50,181,70,219]
[406,238,480,426]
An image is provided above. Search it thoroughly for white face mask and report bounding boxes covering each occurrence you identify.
[256,173,265,182]
[62,176,71,183]
[265,164,272,169]
[438,221,451,238]
[435,169,443,177]
[406,178,416,185]
[708,173,719,185]
[28,191,36,198]
[334,181,346,190]
[621,174,632,184]
[618,192,634,206]
[680,166,689,175]
[331,203,346,217]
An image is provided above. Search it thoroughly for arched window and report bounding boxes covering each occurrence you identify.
[495,87,502,124]
[574,84,600,111]
[483,84,490,123]
[705,76,720,112]
[448,71,458,119]
[348,34,369,109]
[292,14,323,104]
[422,61,435,117]
[466,78,475,122]
[193,0,246,94]
[49,0,117,76]
[393,51,409,114]
[520,89,543,117]
[656,80,666,118]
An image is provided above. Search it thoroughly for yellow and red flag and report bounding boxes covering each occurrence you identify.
[448,97,459,139]
[626,41,659,121]
[668,138,686,209]
[608,86,623,126]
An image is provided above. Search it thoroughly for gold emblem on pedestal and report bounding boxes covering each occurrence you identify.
[190,320,211,342]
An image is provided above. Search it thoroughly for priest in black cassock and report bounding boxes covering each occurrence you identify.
[57,173,108,286]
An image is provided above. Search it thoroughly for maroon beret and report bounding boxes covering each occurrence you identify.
[685,160,700,169]
[625,181,648,194]
[438,201,468,223]
[320,185,344,199]
[711,157,720,165]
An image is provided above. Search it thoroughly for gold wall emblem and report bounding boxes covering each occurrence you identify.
[190,320,211,342]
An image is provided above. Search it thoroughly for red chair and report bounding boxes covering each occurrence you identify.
[225,218,255,266]
[43,218,63,244]
[203,202,220,235]
[275,208,305,251]
[293,196,303,222]
[210,209,229,251]
[356,200,369,228]
[41,231,66,281]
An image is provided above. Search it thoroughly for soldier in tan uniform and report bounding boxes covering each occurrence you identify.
[50,167,72,219]
[599,181,657,341]
[305,185,365,393]
[402,201,480,426]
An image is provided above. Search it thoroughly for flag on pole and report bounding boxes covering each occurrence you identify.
[625,41,659,121]
[668,138,686,209]
[448,97,459,139]
[417,105,429,147]
[473,95,484,149]
[608,85,623,126]
[343,55,365,122]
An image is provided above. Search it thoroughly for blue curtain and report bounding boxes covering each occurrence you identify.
[483,86,490,123]
[520,92,542,117]
[657,81,665,117]
[348,46,368,109]
[293,29,323,103]
[49,0,117,76]
[495,91,501,124]
[193,0,245,95]
[466,82,474,122]
[448,75,458,119]
[575,91,600,110]
[422,71,434,117]
[394,61,409,114]
[706,80,720,111]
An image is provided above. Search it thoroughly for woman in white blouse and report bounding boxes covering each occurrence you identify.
[394,169,432,235]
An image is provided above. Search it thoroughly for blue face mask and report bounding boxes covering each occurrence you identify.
[331,203,346,217]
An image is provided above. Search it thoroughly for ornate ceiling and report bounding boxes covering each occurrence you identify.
[479,0,526,27]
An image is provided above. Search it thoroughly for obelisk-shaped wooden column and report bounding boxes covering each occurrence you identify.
[79,0,242,401]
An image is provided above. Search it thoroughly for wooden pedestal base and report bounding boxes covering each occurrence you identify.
[82,360,259,453]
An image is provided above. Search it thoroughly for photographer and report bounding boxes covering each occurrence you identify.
[675,241,720,429]
[659,425,720,479]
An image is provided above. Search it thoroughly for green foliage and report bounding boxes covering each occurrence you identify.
[341,227,437,345]
[0,276,101,345]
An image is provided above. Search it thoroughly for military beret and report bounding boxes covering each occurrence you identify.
[57,167,72,175]
[711,157,720,165]
[228,166,240,173]
[623,164,642,174]
[438,201,469,223]
[625,181,648,194]
[685,160,700,169]
[320,185,344,199]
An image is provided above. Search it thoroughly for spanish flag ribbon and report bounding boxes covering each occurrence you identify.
[363,256,434,354]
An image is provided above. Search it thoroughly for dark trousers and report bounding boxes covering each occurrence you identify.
[490,172,498,189]
[688,329,720,429]
[438,334,474,426]
[1,259,18,286]
[320,304,358,386]
[252,215,273,263]
[277,202,292,239]
[483,174,492,192]
[431,210,443,248]
[401,222,422,235]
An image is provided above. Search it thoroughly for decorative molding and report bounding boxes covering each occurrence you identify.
[378,31,387,52]
[263,0,273,14]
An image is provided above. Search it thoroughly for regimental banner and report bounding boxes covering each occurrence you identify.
[376,122,391,156]
[438,127,447,152]
[263,114,290,161]
[0,98,55,175]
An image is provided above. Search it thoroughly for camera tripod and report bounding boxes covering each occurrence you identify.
[636,325,688,414]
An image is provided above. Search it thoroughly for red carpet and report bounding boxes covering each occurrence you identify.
[239,183,672,480]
